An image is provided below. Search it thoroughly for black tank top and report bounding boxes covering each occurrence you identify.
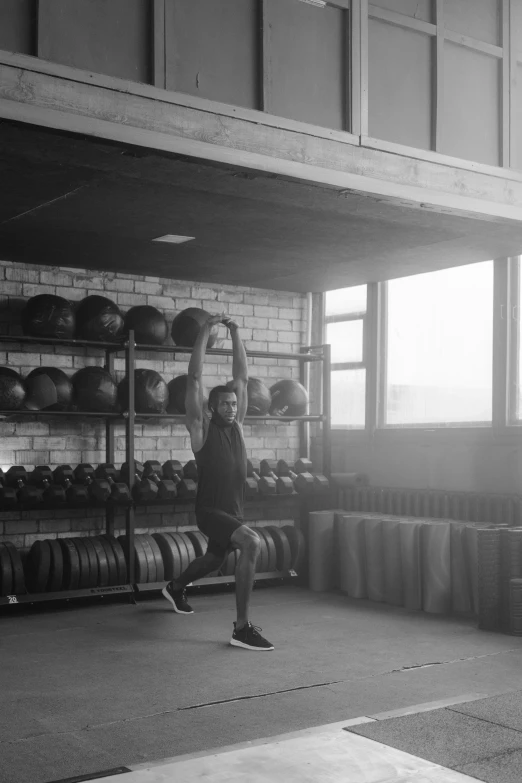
[194,419,247,518]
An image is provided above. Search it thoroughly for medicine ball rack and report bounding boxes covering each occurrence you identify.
[0,330,331,605]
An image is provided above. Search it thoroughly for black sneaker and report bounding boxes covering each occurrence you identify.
[162,583,193,614]
[230,622,274,651]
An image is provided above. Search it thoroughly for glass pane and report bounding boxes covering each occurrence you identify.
[331,369,366,428]
[517,259,522,418]
[386,261,493,426]
[326,320,363,363]
[325,285,367,317]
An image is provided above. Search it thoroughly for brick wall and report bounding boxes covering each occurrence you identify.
[0,259,307,548]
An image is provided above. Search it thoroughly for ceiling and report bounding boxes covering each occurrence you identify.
[2,120,522,293]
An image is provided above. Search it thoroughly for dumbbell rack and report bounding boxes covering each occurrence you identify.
[0,330,331,605]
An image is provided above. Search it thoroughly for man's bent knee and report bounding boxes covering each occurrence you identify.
[231,525,260,556]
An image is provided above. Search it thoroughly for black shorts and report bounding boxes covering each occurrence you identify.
[196,507,244,558]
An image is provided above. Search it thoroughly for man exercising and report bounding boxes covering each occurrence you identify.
[162,313,274,651]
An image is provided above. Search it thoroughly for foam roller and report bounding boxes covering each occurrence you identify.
[399,519,423,611]
[382,518,403,607]
[308,510,342,592]
[334,514,366,598]
[450,522,472,614]
[364,517,384,603]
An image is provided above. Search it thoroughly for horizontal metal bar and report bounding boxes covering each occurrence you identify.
[331,362,365,371]
[0,334,126,351]
[0,584,133,605]
[130,414,325,423]
[0,410,122,419]
[325,312,366,324]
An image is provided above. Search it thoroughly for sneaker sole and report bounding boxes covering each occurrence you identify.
[230,638,274,651]
[161,586,194,614]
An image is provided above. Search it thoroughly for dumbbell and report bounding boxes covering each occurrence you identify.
[246,459,276,496]
[120,461,160,503]
[28,465,66,506]
[94,464,131,505]
[294,458,330,492]
[276,460,314,495]
[161,460,197,498]
[0,469,18,509]
[141,461,178,501]
[5,466,42,507]
[245,468,259,498]
[73,464,111,503]
[259,459,294,495]
[53,465,90,506]
[183,460,198,482]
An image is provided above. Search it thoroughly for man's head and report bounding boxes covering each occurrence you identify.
[208,386,237,425]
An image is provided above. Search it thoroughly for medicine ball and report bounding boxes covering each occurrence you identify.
[269,379,309,418]
[167,374,188,414]
[118,369,168,414]
[226,377,271,416]
[124,305,168,346]
[75,295,124,342]
[171,307,218,349]
[21,294,75,339]
[24,367,73,411]
[0,368,26,410]
[71,366,117,412]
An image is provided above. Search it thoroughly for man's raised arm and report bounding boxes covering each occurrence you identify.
[223,316,248,426]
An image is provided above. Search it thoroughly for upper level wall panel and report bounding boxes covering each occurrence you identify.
[368,18,432,150]
[265,0,346,130]
[444,0,500,46]
[370,0,433,22]
[0,0,36,55]
[38,0,151,84]
[165,0,259,109]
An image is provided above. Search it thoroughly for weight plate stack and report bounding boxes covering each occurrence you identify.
[72,538,91,589]
[95,536,120,586]
[137,534,157,583]
[265,526,293,571]
[281,525,306,573]
[118,535,149,583]
[2,541,26,594]
[169,533,190,574]
[104,535,127,584]
[82,537,101,588]
[0,543,14,596]
[25,540,52,593]
[47,539,64,591]
[59,539,81,590]
[178,532,196,565]
[185,530,208,558]
[152,533,181,581]
[256,528,277,571]
[89,536,110,587]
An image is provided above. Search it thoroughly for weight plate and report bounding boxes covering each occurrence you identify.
[257,528,277,571]
[0,543,13,596]
[47,539,64,592]
[3,541,26,594]
[136,534,157,583]
[59,538,81,590]
[105,535,127,584]
[281,525,306,573]
[96,536,119,587]
[25,540,51,593]
[151,533,177,581]
[118,535,148,584]
[185,530,208,557]
[143,534,165,582]
[89,536,110,587]
[254,528,269,573]
[178,532,196,564]
[82,537,100,588]
[168,533,190,575]
[265,526,293,571]
[72,538,91,589]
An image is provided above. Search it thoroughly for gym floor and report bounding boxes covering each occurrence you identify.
[2,585,522,783]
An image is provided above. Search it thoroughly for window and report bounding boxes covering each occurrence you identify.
[385,261,494,426]
[325,285,367,428]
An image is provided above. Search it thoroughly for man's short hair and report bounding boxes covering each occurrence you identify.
[208,385,235,411]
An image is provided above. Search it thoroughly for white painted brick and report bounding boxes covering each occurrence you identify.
[253,329,277,341]
[145,276,160,283]
[254,306,279,318]
[147,295,176,309]
[72,275,104,290]
[22,284,55,297]
[163,284,192,298]
[279,308,301,320]
[245,341,268,352]
[104,278,134,293]
[0,267,5,280]
[65,437,98,450]
[268,364,293,377]
[218,291,243,303]
[135,281,163,295]
[174,298,200,310]
[277,332,301,344]
[1,437,32,451]
[55,286,85,301]
[41,354,74,368]
[244,293,269,306]
[40,271,73,287]
[229,303,254,317]
[33,437,66,450]
[0,422,15,436]
[2,281,24,295]
[13,422,50,436]
[269,318,292,331]
[80,451,106,464]
[16,451,50,465]
[116,293,145,307]
[6,267,40,283]
[0,451,15,465]
[141,450,172,462]
[136,359,165,372]
[192,286,218,301]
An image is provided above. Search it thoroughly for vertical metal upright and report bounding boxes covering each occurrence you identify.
[125,330,136,585]
[104,346,115,537]
[299,348,310,460]
[322,343,332,478]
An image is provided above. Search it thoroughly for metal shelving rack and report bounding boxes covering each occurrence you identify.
[0,331,331,604]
